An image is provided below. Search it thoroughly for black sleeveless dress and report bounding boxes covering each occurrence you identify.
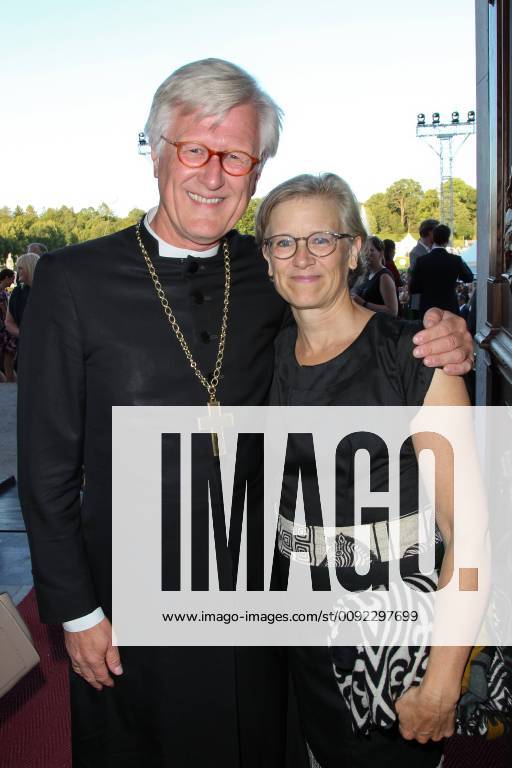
[357,267,394,306]
[269,312,445,768]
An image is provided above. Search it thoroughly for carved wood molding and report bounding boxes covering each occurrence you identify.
[476,321,500,349]
[489,329,512,384]
[505,171,512,270]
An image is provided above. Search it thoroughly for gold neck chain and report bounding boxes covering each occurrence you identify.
[135,221,231,404]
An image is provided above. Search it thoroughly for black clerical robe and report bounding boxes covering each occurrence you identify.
[17,222,292,767]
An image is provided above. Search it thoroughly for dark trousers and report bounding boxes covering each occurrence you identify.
[70,646,289,768]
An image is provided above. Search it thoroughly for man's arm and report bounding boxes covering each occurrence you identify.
[412,308,473,375]
[64,617,123,690]
[17,254,98,622]
[458,258,474,284]
[18,254,123,689]
[408,259,422,295]
[63,606,106,632]
[396,370,472,743]
[4,307,19,337]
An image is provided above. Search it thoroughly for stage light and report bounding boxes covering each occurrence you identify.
[417,113,425,126]
[468,110,476,123]
[432,112,440,125]
[451,111,460,123]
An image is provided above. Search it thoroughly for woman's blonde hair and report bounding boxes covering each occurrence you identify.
[16,252,40,285]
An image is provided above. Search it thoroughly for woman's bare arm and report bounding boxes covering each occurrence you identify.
[365,272,398,316]
[5,307,19,338]
[396,369,473,743]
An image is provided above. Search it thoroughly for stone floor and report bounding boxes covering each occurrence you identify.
[0,383,16,479]
[0,383,33,605]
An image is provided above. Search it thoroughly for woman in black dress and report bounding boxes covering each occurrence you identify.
[352,235,398,316]
[5,251,40,339]
[383,238,403,292]
[255,173,472,768]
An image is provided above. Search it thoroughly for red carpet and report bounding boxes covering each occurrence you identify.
[444,733,512,768]
[1,590,511,767]
[0,589,71,768]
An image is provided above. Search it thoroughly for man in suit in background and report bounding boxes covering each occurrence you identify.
[408,218,439,317]
[409,223,474,320]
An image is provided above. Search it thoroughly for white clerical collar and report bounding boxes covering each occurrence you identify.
[430,245,445,251]
[144,207,219,258]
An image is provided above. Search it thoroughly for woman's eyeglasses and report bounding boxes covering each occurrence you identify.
[263,231,355,260]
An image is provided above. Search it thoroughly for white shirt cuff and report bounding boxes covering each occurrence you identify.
[62,607,105,632]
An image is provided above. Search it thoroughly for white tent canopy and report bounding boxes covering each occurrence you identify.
[395,233,417,258]
[461,243,477,271]
[360,204,370,233]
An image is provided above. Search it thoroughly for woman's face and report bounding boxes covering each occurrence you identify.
[364,242,383,271]
[263,196,359,311]
[1,275,14,289]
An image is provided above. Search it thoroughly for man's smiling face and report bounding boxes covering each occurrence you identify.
[151,103,261,250]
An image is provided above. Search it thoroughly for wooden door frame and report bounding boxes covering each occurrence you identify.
[475,0,512,405]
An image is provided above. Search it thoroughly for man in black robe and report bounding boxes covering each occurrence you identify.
[17,58,473,767]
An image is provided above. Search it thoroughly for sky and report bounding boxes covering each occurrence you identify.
[1,0,476,216]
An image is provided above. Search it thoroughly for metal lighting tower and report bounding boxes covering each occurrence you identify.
[138,132,150,155]
[416,111,476,235]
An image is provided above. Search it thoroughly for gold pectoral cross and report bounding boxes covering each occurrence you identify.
[197,399,234,457]
[210,399,220,457]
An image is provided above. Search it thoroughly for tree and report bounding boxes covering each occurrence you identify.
[0,203,150,256]
[235,198,261,236]
[416,188,440,226]
[365,193,399,235]
[97,202,116,221]
[28,220,66,251]
[445,178,477,240]
[122,208,146,227]
[0,221,20,258]
[385,179,423,231]
[24,205,38,226]
[0,176,477,259]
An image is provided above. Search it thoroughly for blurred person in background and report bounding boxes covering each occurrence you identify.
[27,242,48,256]
[0,267,16,382]
[5,252,40,339]
[408,219,439,318]
[458,287,471,321]
[383,238,403,291]
[352,235,398,315]
[409,225,474,320]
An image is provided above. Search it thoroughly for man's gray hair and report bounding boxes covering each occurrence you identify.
[27,242,48,256]
[144,58,283,164]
